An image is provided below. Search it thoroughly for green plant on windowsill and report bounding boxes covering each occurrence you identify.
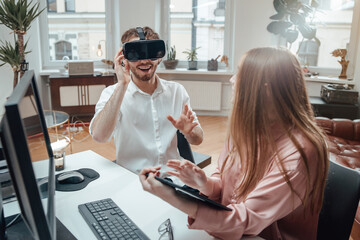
[0,0,45,88]
[183,47,201,70]
[163,44,178,70]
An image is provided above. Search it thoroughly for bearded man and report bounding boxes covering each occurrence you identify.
[90,26,203,174]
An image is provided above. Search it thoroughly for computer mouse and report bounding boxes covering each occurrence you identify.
[57,171,85,184]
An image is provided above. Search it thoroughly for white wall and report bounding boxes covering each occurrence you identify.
[118,0,162,43]
[0,25,15,117]
[231,0,275,69]
[1,0,360,116]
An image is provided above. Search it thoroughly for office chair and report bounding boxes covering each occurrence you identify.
[176,130,211,168]
[317,160,360,240]
[176,130,195,163]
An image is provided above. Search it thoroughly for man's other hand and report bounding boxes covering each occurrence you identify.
[167,104,198,135]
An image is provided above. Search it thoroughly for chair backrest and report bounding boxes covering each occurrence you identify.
[176,130,195,163]
[317,160,360,240]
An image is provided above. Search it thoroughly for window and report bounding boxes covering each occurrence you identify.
[167,0,230,68]
[65,0,75,12]
[47,0,56,12]
[289,0,355,71]
[40,0,110,68]
[55,40,72,60]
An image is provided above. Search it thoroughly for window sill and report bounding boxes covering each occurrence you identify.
[305,76,355,85]
[157,68,234,76]
[39,69,355,86]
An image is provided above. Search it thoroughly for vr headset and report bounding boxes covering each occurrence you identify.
[123,27,165,61]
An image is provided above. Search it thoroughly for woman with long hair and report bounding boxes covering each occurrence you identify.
[140,47,329,239]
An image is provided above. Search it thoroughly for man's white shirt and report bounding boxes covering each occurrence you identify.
[90,77,200,174]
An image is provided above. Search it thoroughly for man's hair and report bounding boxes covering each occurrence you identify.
[121,26,160,44]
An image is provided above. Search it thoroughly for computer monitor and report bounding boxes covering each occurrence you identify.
[0,70,56,239]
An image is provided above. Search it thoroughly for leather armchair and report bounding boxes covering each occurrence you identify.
[315,117,360,169]
[315,117,360,239]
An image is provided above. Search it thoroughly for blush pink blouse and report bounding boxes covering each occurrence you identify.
[188,127,324,240]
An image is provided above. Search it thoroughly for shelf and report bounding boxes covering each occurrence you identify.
[305,76,355,85]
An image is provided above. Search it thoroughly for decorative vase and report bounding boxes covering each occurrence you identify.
[188,61,197,70]
[163,60,179,70]
[207,60,218,71]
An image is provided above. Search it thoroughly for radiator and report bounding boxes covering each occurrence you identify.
[175,81,222,111]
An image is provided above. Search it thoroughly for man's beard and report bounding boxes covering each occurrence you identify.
[130,64,156,82]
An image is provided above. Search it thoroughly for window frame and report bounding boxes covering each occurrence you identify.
[39,0,116,70]
[160,0,234,72]
[299,0,360,78]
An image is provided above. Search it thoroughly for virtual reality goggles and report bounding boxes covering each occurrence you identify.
[123,27,165,61]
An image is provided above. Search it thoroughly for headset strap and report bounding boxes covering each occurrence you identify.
[136,27,145,40]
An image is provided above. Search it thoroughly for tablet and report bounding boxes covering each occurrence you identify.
[155,176,232,211]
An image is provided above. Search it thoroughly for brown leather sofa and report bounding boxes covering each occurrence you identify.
[315,117,360,239]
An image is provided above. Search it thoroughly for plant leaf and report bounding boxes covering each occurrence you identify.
[0,40,21,68]
[285,29,299,43]
[273,0,286,13]
[290,13,305,25]
[270,12,285,20]
[299,24,316,39]
[267,21,292,34]
[0,0,45,32]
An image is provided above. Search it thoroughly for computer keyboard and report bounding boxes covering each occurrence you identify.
[78,198,150,240]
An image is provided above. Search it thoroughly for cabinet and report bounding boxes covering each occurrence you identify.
[310,97,359,120]
[49,74,116,119]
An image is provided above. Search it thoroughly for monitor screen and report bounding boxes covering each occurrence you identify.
[0,70,55,239]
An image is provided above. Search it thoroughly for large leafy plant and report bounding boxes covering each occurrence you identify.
[267,0,320,48]
[0,0,45,87]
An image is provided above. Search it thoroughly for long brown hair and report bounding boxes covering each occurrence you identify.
[222,47,328,213]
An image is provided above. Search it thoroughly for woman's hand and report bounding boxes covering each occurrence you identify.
[114,48,131,86]
[139,166,172,198]
[166,159,207,190]
[139,165,199,219]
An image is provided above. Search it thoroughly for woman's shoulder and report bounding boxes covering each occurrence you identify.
[275,128,320,170]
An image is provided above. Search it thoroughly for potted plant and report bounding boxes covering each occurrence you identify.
[0,0,44,87]
[207,55,220,71]
[266,0,320,50]
[183,47,200,70]
[163,44,178,70]
[0,40,27,88]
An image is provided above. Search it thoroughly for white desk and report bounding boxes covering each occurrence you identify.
[4,150,262,240]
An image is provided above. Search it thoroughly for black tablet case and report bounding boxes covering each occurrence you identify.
[155,176,232,211]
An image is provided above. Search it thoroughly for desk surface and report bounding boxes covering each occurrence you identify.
[4,150,262,240]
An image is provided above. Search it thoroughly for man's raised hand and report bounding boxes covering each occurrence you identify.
[167,104,198,135]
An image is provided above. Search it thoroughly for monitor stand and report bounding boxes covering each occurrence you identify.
[3,214,76,240]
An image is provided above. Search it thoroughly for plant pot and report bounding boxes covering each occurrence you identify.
[163,60,179,69]
[207,60,218,71]
[188,61,197,70]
